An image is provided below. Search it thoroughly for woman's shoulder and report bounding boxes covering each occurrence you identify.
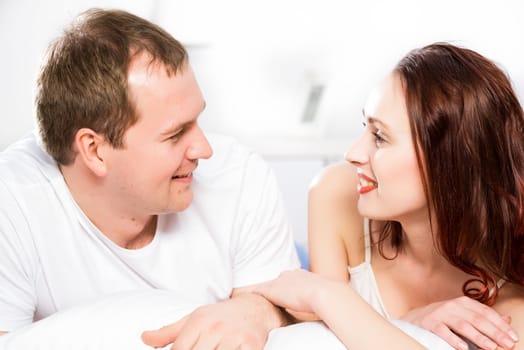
[495,283,524,340]
[309,161,359,200]
[308,162,366,268]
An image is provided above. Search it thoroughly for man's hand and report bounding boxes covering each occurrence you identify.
[141,292,286,350]
[401,296,518,350]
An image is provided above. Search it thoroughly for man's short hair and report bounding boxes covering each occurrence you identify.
[36,8,188,164]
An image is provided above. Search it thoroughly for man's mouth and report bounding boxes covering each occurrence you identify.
[172,172,192,179]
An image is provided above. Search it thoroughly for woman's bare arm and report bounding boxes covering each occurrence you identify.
[286,162,363,322]
[255,269,426,350]
[308,162,364,280]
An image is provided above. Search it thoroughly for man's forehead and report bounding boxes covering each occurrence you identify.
[128,49,185,81]
[128,54,170,86]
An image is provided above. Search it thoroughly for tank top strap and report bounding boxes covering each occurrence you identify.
[363,217,372,263]
[489,278,506,297]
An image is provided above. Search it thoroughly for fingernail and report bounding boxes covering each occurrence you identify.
[509,330,519,342]
[458,342,468,350]
[502,338,515,349]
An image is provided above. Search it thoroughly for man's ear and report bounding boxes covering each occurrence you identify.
[74,128,108,177]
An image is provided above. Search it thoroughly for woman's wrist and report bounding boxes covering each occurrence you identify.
[310,278,350,319]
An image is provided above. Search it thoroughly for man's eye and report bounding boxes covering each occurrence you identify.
[168,129,185,141]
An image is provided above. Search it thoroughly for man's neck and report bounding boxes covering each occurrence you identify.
[60,164,157,249]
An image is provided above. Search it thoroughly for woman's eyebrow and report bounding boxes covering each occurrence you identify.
[365,115,390,132]
[362,108,395,132]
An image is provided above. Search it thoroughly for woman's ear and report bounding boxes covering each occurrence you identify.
[74,128,108,177]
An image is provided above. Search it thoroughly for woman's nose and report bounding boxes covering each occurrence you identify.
[344,134,368,167]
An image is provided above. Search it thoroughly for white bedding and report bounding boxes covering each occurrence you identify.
[0,289,453,349]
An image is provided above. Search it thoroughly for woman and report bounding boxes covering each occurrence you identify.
[256,43,524,350]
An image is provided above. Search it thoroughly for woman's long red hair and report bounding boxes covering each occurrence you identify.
[378,43,524,305]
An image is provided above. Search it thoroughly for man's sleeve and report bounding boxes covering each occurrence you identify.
[0,181,37,331]
[230,153,300,288]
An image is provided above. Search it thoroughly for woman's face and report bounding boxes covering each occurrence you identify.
[345,73,427,223]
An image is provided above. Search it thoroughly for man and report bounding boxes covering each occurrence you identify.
[0,8,299,349]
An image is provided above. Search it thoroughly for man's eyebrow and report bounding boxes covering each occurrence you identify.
[160,121,191,137]
[160,101,207,137]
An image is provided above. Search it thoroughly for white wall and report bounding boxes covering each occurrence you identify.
[153,0,524,158]
[0,0,156,150]
[2,0,523,154]
[268,158,326,245]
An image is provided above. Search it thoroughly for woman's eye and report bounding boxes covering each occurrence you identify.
[371,131,385,145]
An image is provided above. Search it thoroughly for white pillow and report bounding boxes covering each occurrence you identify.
[0,289,199,350]
[0,289,453,350]
[266,320,454,350]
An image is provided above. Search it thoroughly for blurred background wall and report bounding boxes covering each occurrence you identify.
[1,0,523,245]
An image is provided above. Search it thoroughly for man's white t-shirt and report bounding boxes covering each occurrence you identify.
[0,131,299,331]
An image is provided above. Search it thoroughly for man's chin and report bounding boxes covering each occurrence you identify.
[164,193,194,213]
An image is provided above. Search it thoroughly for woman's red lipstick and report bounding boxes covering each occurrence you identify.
[357,171,378,194]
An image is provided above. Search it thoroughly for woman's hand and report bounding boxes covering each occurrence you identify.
[401,296,518,350]
[256,269,428,350]
[254,269,337,315]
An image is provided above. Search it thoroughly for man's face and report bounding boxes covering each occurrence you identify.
[102,53,212,217]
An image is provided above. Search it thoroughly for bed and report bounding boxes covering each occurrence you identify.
[0,288,453,349]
